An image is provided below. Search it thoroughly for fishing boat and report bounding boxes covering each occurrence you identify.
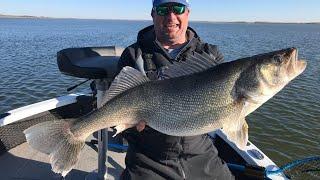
[0,46,289,180]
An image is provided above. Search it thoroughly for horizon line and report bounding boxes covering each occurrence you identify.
[0,13,319,24]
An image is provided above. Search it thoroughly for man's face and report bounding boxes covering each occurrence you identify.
[152,3,190,45]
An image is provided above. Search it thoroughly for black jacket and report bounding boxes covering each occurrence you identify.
[118,25,233,180]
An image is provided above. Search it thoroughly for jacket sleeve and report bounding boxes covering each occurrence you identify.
[117,44,137,72]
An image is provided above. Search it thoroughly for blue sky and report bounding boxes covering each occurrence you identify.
[0,0,319,22]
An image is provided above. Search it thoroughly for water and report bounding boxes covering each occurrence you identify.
[0,18,319,171]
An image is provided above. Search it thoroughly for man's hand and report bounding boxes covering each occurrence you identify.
[136,120,146,132]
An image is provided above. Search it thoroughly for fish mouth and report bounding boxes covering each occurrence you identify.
[291,48,307,75]
[286,48,307,80]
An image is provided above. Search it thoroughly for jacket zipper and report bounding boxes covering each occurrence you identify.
[178,137,186,179]
[178,157,186,179]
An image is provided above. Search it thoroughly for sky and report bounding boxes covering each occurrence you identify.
[0,0,319,23]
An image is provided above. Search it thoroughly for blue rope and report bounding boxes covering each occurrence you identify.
[266,156,320,176]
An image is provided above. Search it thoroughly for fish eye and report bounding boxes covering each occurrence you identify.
[273,55,284,64]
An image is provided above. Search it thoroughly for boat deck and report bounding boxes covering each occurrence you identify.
[0,132,125,180]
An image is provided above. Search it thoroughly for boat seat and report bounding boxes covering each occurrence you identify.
[57,46,124,79]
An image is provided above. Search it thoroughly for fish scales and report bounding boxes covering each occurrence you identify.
[71,62,243,138]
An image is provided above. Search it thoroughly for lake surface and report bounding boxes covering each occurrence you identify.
[0,18,319,173]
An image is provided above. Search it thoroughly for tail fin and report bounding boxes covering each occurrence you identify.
[24,120,85,177]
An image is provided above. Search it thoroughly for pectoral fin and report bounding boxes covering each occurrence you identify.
[223,118,249,150]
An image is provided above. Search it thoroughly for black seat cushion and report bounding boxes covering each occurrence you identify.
[57,47,121,79]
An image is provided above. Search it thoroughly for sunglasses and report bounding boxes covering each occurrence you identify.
[154,4,186,16]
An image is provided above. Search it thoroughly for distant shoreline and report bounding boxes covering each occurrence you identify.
[0,14,319,24]
[0,14,50,19]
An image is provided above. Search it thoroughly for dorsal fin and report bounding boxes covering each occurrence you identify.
[101,52,217,105]
[101,66,150,105]
[161,52,218,78]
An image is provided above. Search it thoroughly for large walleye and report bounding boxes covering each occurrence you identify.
[24,47,306,176]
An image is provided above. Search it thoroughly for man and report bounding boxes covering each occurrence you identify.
[118,0,234,179]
